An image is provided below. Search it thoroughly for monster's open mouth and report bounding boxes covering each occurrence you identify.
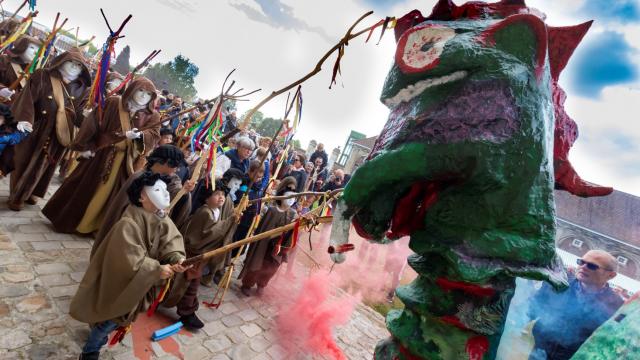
[383,70,468,109]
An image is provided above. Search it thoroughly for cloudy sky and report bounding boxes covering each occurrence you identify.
[3,0,639,196]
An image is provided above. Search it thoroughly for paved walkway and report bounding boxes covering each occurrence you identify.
[0,174,389,359]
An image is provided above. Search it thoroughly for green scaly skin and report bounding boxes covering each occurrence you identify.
[334,17,569,359]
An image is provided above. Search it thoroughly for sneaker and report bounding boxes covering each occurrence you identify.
[7,200,24,211]
[25,196,38,205]
[78,352,100,360]
[180,313,205,330]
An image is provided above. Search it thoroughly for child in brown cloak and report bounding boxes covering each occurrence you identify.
[70,171,190,360]
[164,179,240,330]
[238,176,298,296]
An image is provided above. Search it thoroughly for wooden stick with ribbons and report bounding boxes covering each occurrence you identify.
[8,0,28,21]
[107,49,160,96]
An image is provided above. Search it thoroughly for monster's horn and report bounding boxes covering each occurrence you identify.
[548,21,593,81]
[394,10,426,41]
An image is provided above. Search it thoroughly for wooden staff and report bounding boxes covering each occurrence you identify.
[182,215,333,267]
[249,188,343,204]
[238,11,382,131]
[8,0,28,20]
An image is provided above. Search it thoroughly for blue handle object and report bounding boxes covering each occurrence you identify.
[151,321,183,341]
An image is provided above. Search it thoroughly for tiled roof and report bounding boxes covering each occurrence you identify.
[555,190,640,246]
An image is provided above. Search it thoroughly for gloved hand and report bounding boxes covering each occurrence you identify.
[78,150,95,159]
[0,87,14,100]
[16,121,33,133]
[125,128,141,139]
[162,120,170,126]
[82,108,92,117]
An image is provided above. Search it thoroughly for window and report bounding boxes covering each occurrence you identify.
[617,256,628,266]
[571,239,583,248]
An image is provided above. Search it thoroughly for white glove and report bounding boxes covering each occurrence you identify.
[82,108,92,117]
[201,142,210,151]
[78,150,95,159]
[0,88,14,99]
[16,121,33,133]
[125,128,141,139]
[162,120,170,126]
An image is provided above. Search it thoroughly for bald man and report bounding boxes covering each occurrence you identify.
[528,250,624,360]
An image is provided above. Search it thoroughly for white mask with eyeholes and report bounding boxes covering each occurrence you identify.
[59,60,83,82]
[106,78,123,93]
[227,178,242,201]
[144,179,170,216]
[133,89,152,106]
[283,191,296,207]
[20,43,39,63]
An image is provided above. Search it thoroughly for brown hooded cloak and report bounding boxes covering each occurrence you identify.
[105,71,124,96]
[69,205,185,326]
[8,47,90,205]
[91,169,192,258]
[42,76,161,234]
[0,18,20,40]
[162,195,237,307]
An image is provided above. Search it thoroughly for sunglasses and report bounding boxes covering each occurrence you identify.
[577,258,611,271]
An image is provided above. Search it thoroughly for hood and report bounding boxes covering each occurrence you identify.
[8,35,43,61]
[47,47,92,86]
[0,18,20,38]
[121,76,158,113]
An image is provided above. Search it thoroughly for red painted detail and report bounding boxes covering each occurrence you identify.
[395,24,445,74]
[131,312,192,360]
[386,182,439,240]
[551,81,613,197]
[440,315,470,331]
[466,335,489,360]
[352,215,374,240]
[394,10,426,41]
[436,277,496,297]
[548,21,592,81]
[477,14,548,82]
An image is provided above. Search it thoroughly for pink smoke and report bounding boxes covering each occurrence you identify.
[274,273,357,359]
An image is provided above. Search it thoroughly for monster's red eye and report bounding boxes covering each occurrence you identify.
[395,25,456,74]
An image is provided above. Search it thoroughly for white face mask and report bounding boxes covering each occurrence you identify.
[133,89,152,106]
[59,60,83,81]
[284,191,296,207]
[106,79,122,93]
[144,179,170,211]
[20,43,39,63]
[228,178,242,197]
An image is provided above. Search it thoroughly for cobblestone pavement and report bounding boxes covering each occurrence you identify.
[0,175,389,359]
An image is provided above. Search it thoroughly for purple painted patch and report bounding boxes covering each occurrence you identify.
[369,80,520,159]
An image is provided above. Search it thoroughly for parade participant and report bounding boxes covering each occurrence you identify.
[104,71,124,96]
[0,104,25,175]
[91,144,194,257]
[159,127,174,145]
[0,35,43,101]
[239,176,298,296]
[42,77,161,234]
[0,18,20,41]
[230,159,265,257]
[7,47,91,210]
[190,168,244,287]
[70,171,189,360]
[164,179,239,330]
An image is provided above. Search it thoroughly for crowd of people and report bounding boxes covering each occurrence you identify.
[0,15,628,360]
[0,26,354,359]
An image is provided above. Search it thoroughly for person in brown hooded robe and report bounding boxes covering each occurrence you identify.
[0,18,20,42]
[0,35,43,176]
[239,176,298,296]
[42,76,161,234]
[7,47,91,210]
[70,171,189,360]
[90,144,195,258]
[161,178,239,330]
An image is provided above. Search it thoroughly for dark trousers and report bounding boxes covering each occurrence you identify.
[82,320,119,353]
[241,258,280,289]
[177,277,201,316]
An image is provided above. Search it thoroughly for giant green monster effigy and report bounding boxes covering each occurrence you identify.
[328,0,613,359]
